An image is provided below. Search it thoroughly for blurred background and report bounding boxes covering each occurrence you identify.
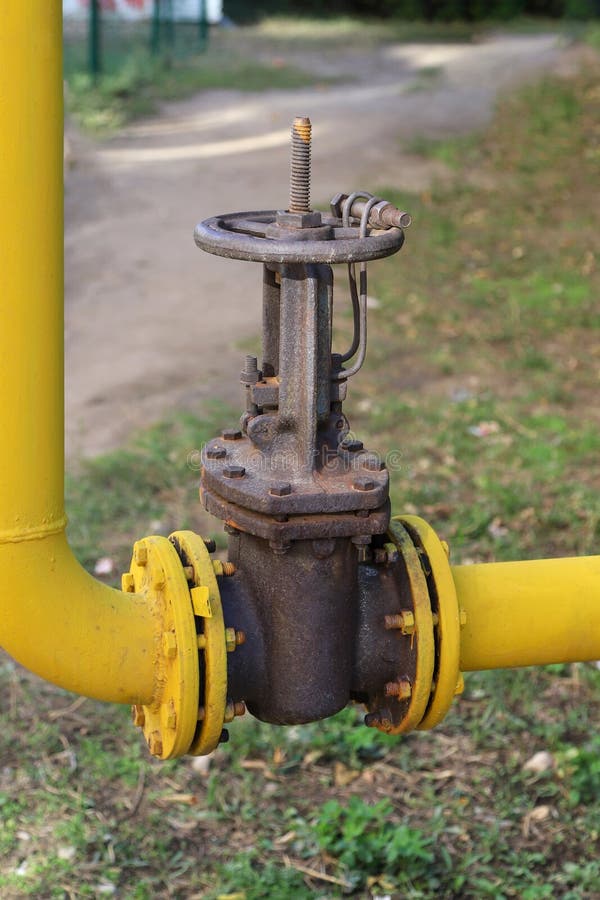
[1,2,599,897]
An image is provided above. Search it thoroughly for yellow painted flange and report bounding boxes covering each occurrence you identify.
[386,520,435,733]
[123,536,199,759]
[169,531,227,756]
[398,516,461,730]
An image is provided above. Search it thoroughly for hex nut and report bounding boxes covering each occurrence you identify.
[222,429,242,441]
[121,572,135,593]
[276,209,322,228]
[163,631,177,659]
[132,705,145,727]
[223,465,245,479]
[148,732,163,757]
[225,627,237,652]
[353,477,375,492]
[134,542,148,566]
[206,446,226,460]
[269,482,292,497]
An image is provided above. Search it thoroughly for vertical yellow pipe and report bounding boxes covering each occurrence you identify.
[0,2,159,705]
[454,555,600,672]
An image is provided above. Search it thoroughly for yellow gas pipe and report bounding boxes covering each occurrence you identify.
[1,4,599,752]
[0,2,160,706]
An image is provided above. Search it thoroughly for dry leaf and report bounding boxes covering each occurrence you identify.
[522,805,551,837]
[334,761,360,787]
[523,751,555,774]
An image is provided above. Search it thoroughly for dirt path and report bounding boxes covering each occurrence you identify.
[65,32,564,458]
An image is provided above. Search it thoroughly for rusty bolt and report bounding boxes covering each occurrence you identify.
[206,446,226,460]
[384,610,415,634]
[269,482,292,497]
[134,542,147,566]
[224,700,245,723]
[224,702,235,723]
[384,678,412,700]
[222,429,242,441]
[219,729,230,744]
[223,465,245,479]
[353,477,375,492]
[240,355,261,385]
[234,629,246,646]
[148,732,163,757]
[222,561,236,576]
[203,537,217,553]
[163,631,177,659]
[132,705,145,727]
[234,701,246,717]
[364,712,381,728]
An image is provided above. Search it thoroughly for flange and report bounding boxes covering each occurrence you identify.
[169,530,228,756]
[123,536,199,759]
[398,516,463,730]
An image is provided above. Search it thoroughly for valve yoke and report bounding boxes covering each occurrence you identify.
[195,120,409,546]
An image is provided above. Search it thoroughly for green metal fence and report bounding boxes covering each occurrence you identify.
[64,0,209,82]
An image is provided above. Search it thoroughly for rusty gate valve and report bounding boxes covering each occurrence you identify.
[188,116,461,739]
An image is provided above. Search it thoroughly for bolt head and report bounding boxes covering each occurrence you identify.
[148,732,163,757]
[133,542,148,566]
[132,705,145,727]
[269,482,292,497]
[203,537,217,553]
[353,477,375,492]
[121,572,135,593]
[163,631,177,659]
[223,465,245,479]
[222,429,242,441]
[206,446,226,460]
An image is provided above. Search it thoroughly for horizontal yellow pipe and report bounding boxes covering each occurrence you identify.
[0,2,158,704]
[455,555,600,671]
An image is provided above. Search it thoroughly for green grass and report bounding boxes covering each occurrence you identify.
[2,40,600,900]
[63,24,326,134]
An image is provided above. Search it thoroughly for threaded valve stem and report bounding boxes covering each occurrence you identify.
[289,116,312,213]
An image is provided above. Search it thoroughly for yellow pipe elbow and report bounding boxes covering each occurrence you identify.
[0,3,161,707]
[0,531,158,704]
